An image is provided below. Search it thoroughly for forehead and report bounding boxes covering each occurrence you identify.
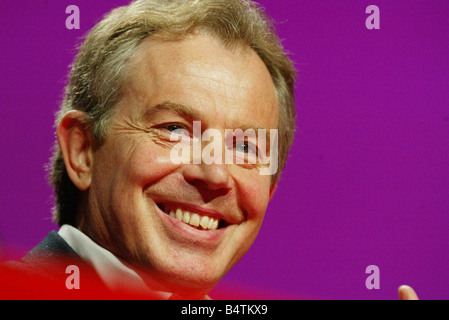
[121,33,278,129]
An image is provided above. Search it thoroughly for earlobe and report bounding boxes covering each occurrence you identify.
[57,110,93,191]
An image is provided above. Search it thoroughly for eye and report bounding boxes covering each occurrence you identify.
[232,140,260,165]
[166,124,186,133]
[159,123,190,136]
[235,141,257,155]
[155,123,192,142]
[235,142,249,153]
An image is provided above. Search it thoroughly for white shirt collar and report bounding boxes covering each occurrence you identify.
[58,224,171,299]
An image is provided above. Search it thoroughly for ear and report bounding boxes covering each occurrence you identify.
[57,110,93,191]
[269,178,278,201]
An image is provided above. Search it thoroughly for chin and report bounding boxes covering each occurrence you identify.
[151,264,224,298]
[127,246,227,297]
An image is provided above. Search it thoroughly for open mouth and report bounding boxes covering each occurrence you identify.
[157,203,228,231]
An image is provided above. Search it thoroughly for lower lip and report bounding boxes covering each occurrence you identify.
[153,202,227,246]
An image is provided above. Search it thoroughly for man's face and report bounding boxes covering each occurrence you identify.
[83,33,279,294]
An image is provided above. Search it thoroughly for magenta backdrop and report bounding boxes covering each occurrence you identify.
[1,1,448,300]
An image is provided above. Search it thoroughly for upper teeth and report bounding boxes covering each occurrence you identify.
[169,208,219,230]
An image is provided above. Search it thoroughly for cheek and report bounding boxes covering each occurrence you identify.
[122,141,179,187]
[236,173,271,221]
[92,139,179,211]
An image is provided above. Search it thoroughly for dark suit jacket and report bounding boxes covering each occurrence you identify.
[0,231,114,298]
[2,231,94,278]
[0,231,160,299]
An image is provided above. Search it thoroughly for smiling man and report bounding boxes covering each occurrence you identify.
[0,0,422,301]
[1,0,296,299]
[62,33,282,298]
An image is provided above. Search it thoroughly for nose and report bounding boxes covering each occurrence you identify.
[182,162,233,193]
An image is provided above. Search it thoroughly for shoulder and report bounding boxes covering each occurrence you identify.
[22,230,79,264]
[2,231,81,278]
[0,231,106,298]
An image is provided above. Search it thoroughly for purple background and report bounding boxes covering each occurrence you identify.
[1,0,448,300]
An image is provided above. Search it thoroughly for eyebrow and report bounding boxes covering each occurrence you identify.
[143,100,202,121]
[142,100,271,136]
